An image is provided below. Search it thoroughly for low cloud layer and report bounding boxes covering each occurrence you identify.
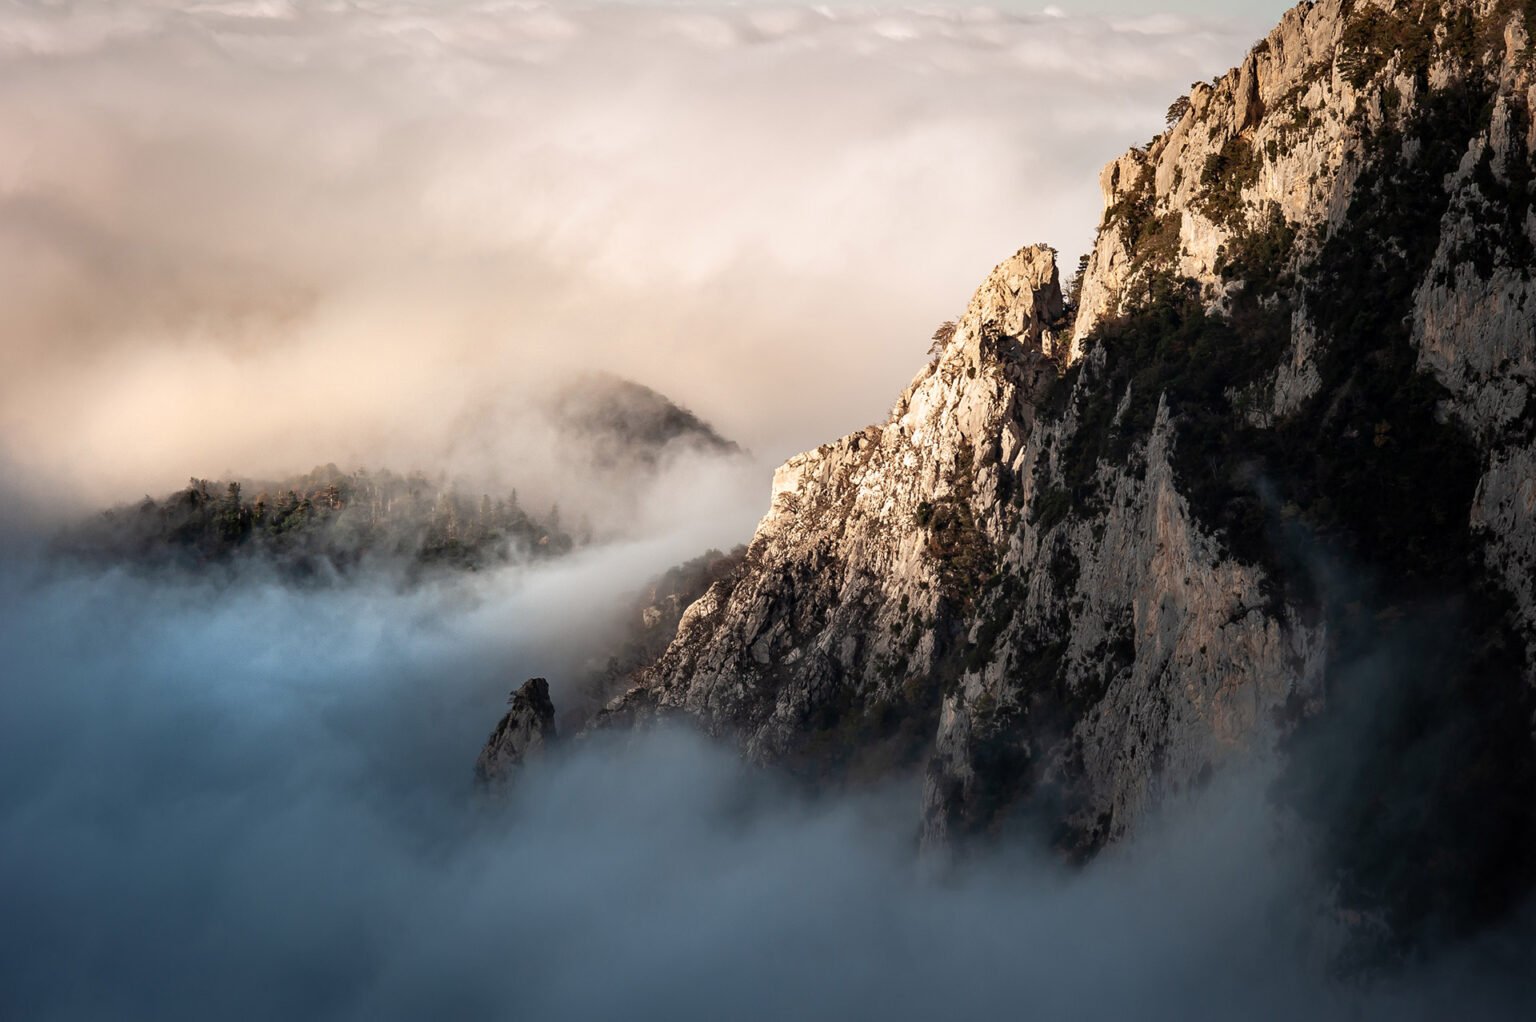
[1,551,1532,1020]
[0,1,1266,509]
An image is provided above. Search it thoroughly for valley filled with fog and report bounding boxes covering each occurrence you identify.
[5,547,1529,1020]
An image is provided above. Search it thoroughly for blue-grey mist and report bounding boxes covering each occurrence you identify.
[0,527,1530,1020]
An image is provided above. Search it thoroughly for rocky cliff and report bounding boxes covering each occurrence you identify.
[476,678,557,783]
[498,0,1536,952]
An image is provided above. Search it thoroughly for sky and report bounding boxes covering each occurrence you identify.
[0,0,1282,515]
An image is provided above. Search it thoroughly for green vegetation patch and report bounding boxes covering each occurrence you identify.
[916,442,1002,613]
[1198,134,1261,228]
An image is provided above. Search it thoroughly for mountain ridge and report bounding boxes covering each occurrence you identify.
[484,0,1536,953]
[60,374,739,582]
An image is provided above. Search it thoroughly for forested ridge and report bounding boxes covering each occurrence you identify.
[63,464,576,582]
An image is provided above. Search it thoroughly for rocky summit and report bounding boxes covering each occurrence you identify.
[483,0,1536,953]
[476,678,557,783]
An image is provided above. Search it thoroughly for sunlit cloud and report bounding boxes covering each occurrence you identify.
[0,1,1263,508]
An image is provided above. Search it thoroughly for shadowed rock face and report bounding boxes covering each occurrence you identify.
[473,547,749,789]
[475,678,557,783]
[492,0,1536,953]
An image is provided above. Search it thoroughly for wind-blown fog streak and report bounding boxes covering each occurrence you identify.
[0,1,1265,508]
[1,548,1532,1021]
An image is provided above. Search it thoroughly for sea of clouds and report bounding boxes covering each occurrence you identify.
[0,0,1267,509]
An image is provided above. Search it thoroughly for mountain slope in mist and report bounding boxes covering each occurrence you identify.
[62,375,741,581]
[549,373,740,468]
[513,0,1536,960]
[63,468,574,582]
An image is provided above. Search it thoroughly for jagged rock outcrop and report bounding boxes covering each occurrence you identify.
[600,245,1067,774]
[475,548,747,785]
[562,547,748,733]
[475,678,557,782]
[562,0,1536,951]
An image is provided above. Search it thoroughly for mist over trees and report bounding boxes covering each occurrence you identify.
[558,545,746,730]
[548,374,740,471]
[61,465,576,583]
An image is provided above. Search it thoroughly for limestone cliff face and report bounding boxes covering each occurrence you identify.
[602,242,1320,856]
[475,678,557,783]
[602,245,1067,780]
[581,0,1536,945]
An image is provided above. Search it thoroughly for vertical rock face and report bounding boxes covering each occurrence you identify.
[584,0,1536,949]
[475,678,557,782]
[602,246,1068,783]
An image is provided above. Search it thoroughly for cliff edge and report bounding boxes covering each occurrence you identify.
[495,0,1536,952]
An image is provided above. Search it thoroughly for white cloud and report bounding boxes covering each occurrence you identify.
[0,557,1523,1020]
[0,2,1264,508]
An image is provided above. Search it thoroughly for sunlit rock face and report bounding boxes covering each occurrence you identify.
[509,0,1536,950]
[603,236,1314,861]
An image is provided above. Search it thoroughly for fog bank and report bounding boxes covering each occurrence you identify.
[0,1,1264,506]
[1,551,1532,1020]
